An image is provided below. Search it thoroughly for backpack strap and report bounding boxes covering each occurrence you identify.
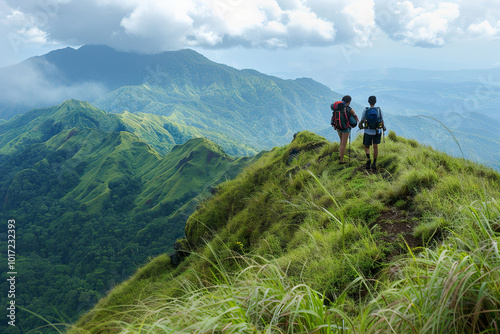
[361,107,368,121]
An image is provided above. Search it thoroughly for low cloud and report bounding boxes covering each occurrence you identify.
[0,59,107,119]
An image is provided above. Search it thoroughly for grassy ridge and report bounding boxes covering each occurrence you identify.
[115,111,198,155]
[70,131,500,333]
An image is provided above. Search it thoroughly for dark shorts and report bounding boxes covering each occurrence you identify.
[363,133,381,146]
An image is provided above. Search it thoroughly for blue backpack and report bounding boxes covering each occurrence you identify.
[365,107,381,129]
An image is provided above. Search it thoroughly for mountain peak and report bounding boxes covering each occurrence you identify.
[171,137,228,157]
[77,44,118,52]
[59,98,94,109]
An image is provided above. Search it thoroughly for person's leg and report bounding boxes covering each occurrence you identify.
[339,132,348,163]
[371,144,378,169]
[363,134,372,168]
[371,133,381,169]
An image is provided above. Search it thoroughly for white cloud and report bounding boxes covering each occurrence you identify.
[116,0,336,49]
[376,0,500,47]
[393,1,460,46]
[120,0,195,48]
[467,20,500,37]
[18,26,50,44]
[3,7,57,52]
[342,0,376,47]
[2,0,500,59]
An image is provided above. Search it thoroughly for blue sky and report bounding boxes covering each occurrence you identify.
[1,0,499,86]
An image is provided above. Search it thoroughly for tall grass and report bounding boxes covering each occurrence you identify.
[356,199,500,334]
[111,253,347,333]
[72,199,498,333]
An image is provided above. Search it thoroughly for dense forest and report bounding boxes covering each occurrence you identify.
[0,100,259,331]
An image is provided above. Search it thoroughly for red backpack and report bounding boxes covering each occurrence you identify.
[330,101,350,131]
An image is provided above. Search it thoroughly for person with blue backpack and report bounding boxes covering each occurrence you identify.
[359,96,386,170]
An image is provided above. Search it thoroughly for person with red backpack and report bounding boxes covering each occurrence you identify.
[359,96,386,170]
[331,95,359,164]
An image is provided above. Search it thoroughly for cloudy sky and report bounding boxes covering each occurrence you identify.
[1,0,499,85]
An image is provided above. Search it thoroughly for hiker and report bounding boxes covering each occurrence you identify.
[359,96,386,170]
[336,95,358,164]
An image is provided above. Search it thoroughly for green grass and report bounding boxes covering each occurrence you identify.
[355,199,500,333]
[69,199,500,333]
[70,130,500,333]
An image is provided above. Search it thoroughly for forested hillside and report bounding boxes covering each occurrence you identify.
[0,100,260,331]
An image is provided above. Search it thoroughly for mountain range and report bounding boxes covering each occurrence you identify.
[0,45,342,156]
[2,45,498,170]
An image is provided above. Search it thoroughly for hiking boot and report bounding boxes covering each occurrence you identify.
[365,159,371,169]
[371,162,377,170]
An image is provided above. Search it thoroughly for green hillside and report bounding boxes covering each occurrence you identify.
[0,101,260,332]
[70,131,500,333]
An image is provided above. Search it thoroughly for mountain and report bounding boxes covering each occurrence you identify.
[0,100,261,331]
[0,45,157,119]
[0,99,223,157]
[94,74,339,155]
[0,45,342,156]
[70,131,500,333]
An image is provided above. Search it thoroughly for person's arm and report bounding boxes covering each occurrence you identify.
[350,108,359,122]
